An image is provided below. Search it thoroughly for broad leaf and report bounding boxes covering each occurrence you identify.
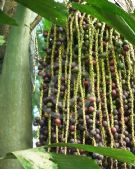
[47,143,135,166]
[0,147,100,169]
[15,0,68,26]
[0,10,17,25]
[72,0,135,45]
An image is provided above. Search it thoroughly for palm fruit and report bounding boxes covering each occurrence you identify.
[36,0,135,168]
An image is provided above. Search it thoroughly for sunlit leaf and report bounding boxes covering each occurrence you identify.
[15,0,68,26]
[43,18,52,31]
[0,35,5,46]
[0,147,100,169]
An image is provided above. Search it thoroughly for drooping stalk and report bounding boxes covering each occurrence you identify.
[110,29,125,146]
[100,24,114,147]
[125,50,135,145]
[88,17,96,132]
[79,13,87,141]
[55,46,63,146]
[51,26,57,77]
[74,74,80,154]
[95,28,106,146]
[65,15,74,154]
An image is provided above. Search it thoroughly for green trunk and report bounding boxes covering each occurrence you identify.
[0,4,33,169]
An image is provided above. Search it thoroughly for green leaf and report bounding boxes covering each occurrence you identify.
[72,0,135,45]
[51,153,100,169]
[43,18,52,31]
[0,147,100,169]
[0,10,17,25]
[47,143,135,166]
[15,0,68,26]
[0,35,5,46]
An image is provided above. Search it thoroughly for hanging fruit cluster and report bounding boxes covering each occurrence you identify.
[35,2,135,169]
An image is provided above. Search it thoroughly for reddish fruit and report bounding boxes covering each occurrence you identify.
[110,66,115,72]
[123,45,129,51]
[111,127,117,134]
[83,80,89,87]
[111,72,116,77]
[110,59,114,66]
[89,106,95,113]
[79,149,85,154]
[55,118,61,126]
[70,125,75,131]
[89,96,96,103]
[112,89,117,97]
[112,82,116,89]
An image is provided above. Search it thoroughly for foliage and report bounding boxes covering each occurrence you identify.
[0,10,17,25]
[0,147,100,169]
[72,0,135,45]
[1,143,135,168]
[42,18,52,31]
[15,0,68,26]
[47,143,135,166]
[0,35,5,46]
[0,0,67,26]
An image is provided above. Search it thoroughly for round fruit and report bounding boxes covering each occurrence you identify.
[123,44,129,51]
[109,59,114,66]
[70,125,75,131]
[83,80,89,87]
[55,118,61,126]
[111,127,117,134]
[89,106,95,113]
[89,96,96,103]
[112,89,117,97]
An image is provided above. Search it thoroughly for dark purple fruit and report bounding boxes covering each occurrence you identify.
[123,45,129,51]
[110,66,115,72]
[43,31,48,38]
[87,119,93,125]
[36,142,42,147]
[83,80,89,87]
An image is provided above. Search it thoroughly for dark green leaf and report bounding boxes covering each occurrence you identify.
[0,10,17,25]
[15,0,68,26]
[72,0,135,45]
[47,143,135,166]
[51,153,100,169]
[0,147,100,169]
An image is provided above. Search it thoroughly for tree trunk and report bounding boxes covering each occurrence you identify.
[0,4,33,169]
